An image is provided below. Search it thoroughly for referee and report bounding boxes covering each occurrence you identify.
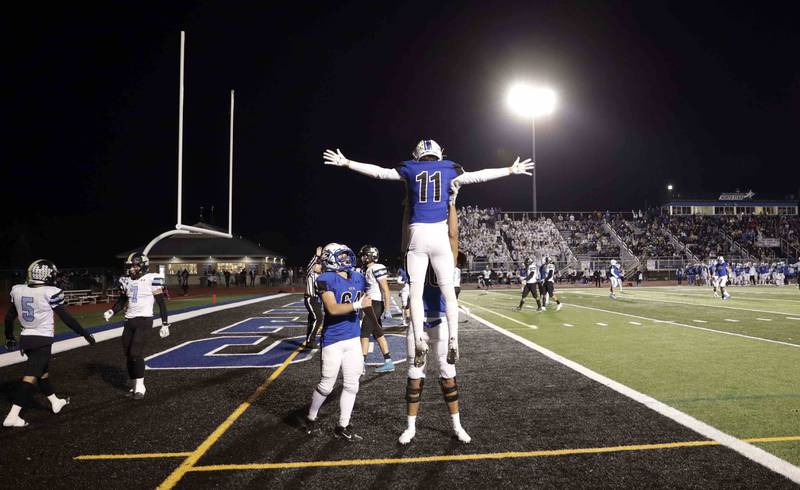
[303,247,324,349]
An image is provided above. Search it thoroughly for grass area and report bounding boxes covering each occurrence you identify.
[460,285,800,466]
[51,292,269,335]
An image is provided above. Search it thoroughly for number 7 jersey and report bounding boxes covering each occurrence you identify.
[119,272,165,319]
[396,160,464,224]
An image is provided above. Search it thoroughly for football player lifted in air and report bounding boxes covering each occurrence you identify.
[516,257,543,312]
[305,243,370,441]
[358,245,395,374]
[4,260,96,427]
[399,265,471,445]
[324,141,533,367]
[303,246,324,349]
[102,253,169,400]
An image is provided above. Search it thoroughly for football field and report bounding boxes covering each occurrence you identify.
[1,289,798,488]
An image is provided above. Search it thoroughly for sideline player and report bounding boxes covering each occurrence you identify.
[103,253,169,399]
[303,247,324,349]
[399,265,470,445]
[516,257,542,311]
[305,243,370,440]
[359,245,395,373]
[4,260,96,427]
[542,256,563,310]
[715,256,731,300]
[396,265,410,327]
[324,142,533,366]
[609,259,622,299]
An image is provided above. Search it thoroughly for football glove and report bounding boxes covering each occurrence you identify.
[323,149,349,167]
[509,157,534,176]
[103,309,114,322]
[159,324,170,338]
[84,334,96,346]
[382,309,393,321]
[5,336,18,351]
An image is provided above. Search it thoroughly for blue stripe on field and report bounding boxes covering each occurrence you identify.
[0,295,279,354]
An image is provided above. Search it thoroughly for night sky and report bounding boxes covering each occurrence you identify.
[3,1,799,268]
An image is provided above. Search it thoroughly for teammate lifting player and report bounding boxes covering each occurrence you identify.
[324,141,533,366]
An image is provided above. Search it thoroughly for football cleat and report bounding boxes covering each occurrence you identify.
[3,415,28,428]
[454,427,472,444]
[609,293,616,299]
[446,338,459,365]
[722,292,730,300]
[556,303,563,311]
[133,391,145,400]
[51,397,70,414]
[374,359,395,373]
[536,307,544,312]
[413,340,429,368]
[334,425,362,441]
[304,416,320,435]
[398,428,416,445]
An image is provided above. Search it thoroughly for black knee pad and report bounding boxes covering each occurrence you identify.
[37,377,54,397]
[405,378,424,403]
[440,377,459,403]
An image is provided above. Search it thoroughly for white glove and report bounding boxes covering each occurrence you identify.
[382,309,393,321]
[323,149,349,167]
[159,324,170,338]
[103,309,114,322]
[509,157,534,176]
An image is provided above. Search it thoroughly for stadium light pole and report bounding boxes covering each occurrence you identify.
[507,83,557,216]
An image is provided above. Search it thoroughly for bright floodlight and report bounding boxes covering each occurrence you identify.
[507,83,557,118]
[667,184,674,191]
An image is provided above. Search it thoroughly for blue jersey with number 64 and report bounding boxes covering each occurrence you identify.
[396,160,464,224]
[316,271,366,347]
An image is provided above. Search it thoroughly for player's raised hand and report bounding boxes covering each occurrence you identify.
[323,149,349,167]
[510,157,534,176]
[103,309,114,322]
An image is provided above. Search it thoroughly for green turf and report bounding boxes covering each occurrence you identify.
[48,293,268,335]
[460,285,800,466]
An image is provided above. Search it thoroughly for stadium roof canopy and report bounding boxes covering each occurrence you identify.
[663,190,797,207]
[116,222,284,260]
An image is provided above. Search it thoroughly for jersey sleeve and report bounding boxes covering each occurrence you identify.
[151,273,165,288]
[48,288,65,309]
[316,277,330,293]
[118,277,129,294]
[372,265,388,281]
[346,161,402,180]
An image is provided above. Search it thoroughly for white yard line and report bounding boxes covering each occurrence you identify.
[569,290,800,317]
[756,318,772,322]
[725,319,740,323]
[629,321,642,326]
[460,299,538,330]
[467,309,800,484]
[596,322,608,326]
[692,320,707,323]
[562,323,574,327]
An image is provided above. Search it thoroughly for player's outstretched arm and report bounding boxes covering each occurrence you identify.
[323,149,402,181]
[154,292,171,338]
[449,157,533,203]
[54,306,95,345]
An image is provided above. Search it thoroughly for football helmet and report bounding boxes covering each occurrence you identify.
[610,259,618,266]
[717,256,724,264]
[125,252,150,279]
[412,139,443,161]
[544,256,552,264]
[523,257,532,266]
[27,259,58,286]
[359,245,379,265]
[321,243,356,272]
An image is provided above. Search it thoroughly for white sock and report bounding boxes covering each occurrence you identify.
[47,394,60,404]
[339,388,357,428]
[407,415,417,431]
[7,405,22,420]
[134,378,145,393]
[308,390,326,420]
[451,412,463,431]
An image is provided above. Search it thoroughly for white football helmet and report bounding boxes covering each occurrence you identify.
[412,139,443,160]
[610,259,617,266]
[717,256,724,263]
[321,243,356,272]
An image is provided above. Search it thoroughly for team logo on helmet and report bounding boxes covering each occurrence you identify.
[125,252,150,279]
[321,243,356,272]
[27,259,58,286]
[358,245,379,265]
[412,139,444,160]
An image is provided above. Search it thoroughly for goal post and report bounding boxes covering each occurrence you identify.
[143,31,234,256]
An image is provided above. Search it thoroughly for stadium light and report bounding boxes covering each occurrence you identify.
[507,82,557,215]
[667,184,674,191]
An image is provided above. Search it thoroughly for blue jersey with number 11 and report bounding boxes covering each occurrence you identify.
[396,160,464,224]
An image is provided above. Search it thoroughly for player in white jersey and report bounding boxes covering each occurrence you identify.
[4,260,96,427]
[358,245,395,373]
[516,257,543,311]
[608,260,622,299]
[324,141,533,366]
[103,253,169,399]
[399,265,470,445]
[541,257,563,310]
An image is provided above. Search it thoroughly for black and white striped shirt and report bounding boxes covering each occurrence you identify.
[305,254,320,298]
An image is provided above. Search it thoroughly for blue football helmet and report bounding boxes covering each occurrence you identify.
[321,243,356,272]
